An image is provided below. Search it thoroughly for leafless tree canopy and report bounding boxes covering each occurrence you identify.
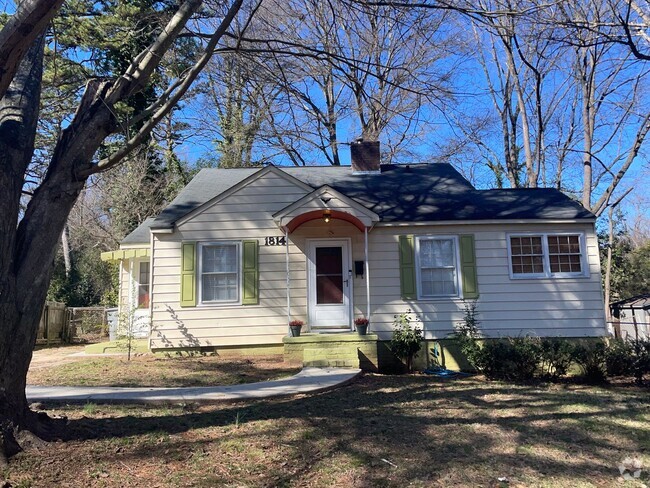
[0,0,648,464]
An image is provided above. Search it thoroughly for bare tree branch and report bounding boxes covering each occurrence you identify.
[82,0,245,176]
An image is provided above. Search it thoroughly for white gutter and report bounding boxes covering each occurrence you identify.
[375,218,596,226]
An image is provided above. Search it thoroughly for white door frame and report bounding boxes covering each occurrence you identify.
[128,257,152,338]
[306,238,353,331]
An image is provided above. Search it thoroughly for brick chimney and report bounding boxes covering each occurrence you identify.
[350,139,380,174]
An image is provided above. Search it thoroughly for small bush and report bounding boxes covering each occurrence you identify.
[479,337,542,381]
[605,339,635,376]
[606,338,650,384]
[449,311,650,384]
[452,304,541,381]
[539,338,575,380]
[572,340,608,383]
[451,301,484,370]
[629,339,650,384]
[390,309,422,373]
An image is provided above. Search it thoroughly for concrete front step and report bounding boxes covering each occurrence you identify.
[283,333,379,371]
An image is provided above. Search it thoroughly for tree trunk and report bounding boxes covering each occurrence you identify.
[0,0,236,464]
[0,37,112,461]
[0,33,47,458]
[0,282,54,465]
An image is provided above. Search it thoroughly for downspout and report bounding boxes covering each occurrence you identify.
[365,226,370,320]
[148,230,155,351]
[116,257,124,343]
[285,227,291,334]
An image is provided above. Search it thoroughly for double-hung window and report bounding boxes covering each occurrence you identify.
[508,233,586,278]
[199,242,240,303]
[416,236,461,298]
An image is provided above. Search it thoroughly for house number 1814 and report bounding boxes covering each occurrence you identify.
[264,236,287,246]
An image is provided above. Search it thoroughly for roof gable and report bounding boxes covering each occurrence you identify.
[274,185,380,230]
[174,165,314,228]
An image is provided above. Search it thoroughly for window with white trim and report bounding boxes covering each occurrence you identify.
[200,242,240,303]
[137,261,150,308]
[416,236,460,297]
[508,233,586,278]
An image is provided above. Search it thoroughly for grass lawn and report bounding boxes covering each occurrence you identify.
[6,375,650,487]
[27,354,300,387]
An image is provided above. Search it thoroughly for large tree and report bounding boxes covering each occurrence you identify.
[430,0,649,214]
[192,0,454,167]
[0,0,244,463]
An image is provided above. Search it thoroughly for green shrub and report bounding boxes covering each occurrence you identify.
[451,301,483,370]
[479,337,542,381]
[629,339,650,384]
[390,309,422,373]
[510,337,543,380]
[572,340,608,383]
[450,310,650,384]
[452,304,541,381]
[605,339,635,376]
[539,338,575,380]
[606,338,650,384]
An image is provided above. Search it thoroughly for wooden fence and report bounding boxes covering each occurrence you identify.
[67,307,109,343]
[36,301,68,345]
[36,303,109,345]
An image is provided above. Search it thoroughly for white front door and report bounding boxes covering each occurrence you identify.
[308,240,352,331]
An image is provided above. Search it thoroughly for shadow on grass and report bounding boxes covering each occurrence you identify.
[34,375,650,486]
[31,356,300,388]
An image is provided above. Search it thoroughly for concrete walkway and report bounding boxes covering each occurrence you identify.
[26,367,361,404]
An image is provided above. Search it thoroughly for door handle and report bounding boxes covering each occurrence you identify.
[344,270,352,286]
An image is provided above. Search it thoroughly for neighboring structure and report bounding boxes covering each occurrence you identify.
[610,295,650,340]
[102,141,607,367]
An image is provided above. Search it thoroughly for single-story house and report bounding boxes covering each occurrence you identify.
[610,294,650,340]
[102,140,607,369]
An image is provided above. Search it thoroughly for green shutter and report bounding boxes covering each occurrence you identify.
[459,234,479,299]
[242,240,259,305]
[180,242,196,307]
[399,235,416,300]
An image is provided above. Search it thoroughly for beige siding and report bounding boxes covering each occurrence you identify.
[149,170,606,348]
[366,223,606,339]
[150,172,311,348]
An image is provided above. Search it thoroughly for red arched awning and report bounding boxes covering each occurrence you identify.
[285,209,366,233]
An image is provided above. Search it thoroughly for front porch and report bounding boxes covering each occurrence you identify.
[284,333,382,371]
[274,185,380,334]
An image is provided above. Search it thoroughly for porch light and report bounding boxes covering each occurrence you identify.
[323,209,332,223]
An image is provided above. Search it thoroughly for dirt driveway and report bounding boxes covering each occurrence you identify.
[30,344,89,371]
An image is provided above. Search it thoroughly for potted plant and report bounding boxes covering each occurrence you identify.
[289,319,304,337]
[354,317,370,335]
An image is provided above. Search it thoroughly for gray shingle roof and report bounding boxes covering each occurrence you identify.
[151,168,258,229]
[121,163,594,244]
[121,217,156,245]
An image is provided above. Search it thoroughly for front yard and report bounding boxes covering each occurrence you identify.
[27,347,299,387]
[7,375,650,487]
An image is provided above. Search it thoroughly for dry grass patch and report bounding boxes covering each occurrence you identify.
[27,354,300,387]
[5,375,650,487]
